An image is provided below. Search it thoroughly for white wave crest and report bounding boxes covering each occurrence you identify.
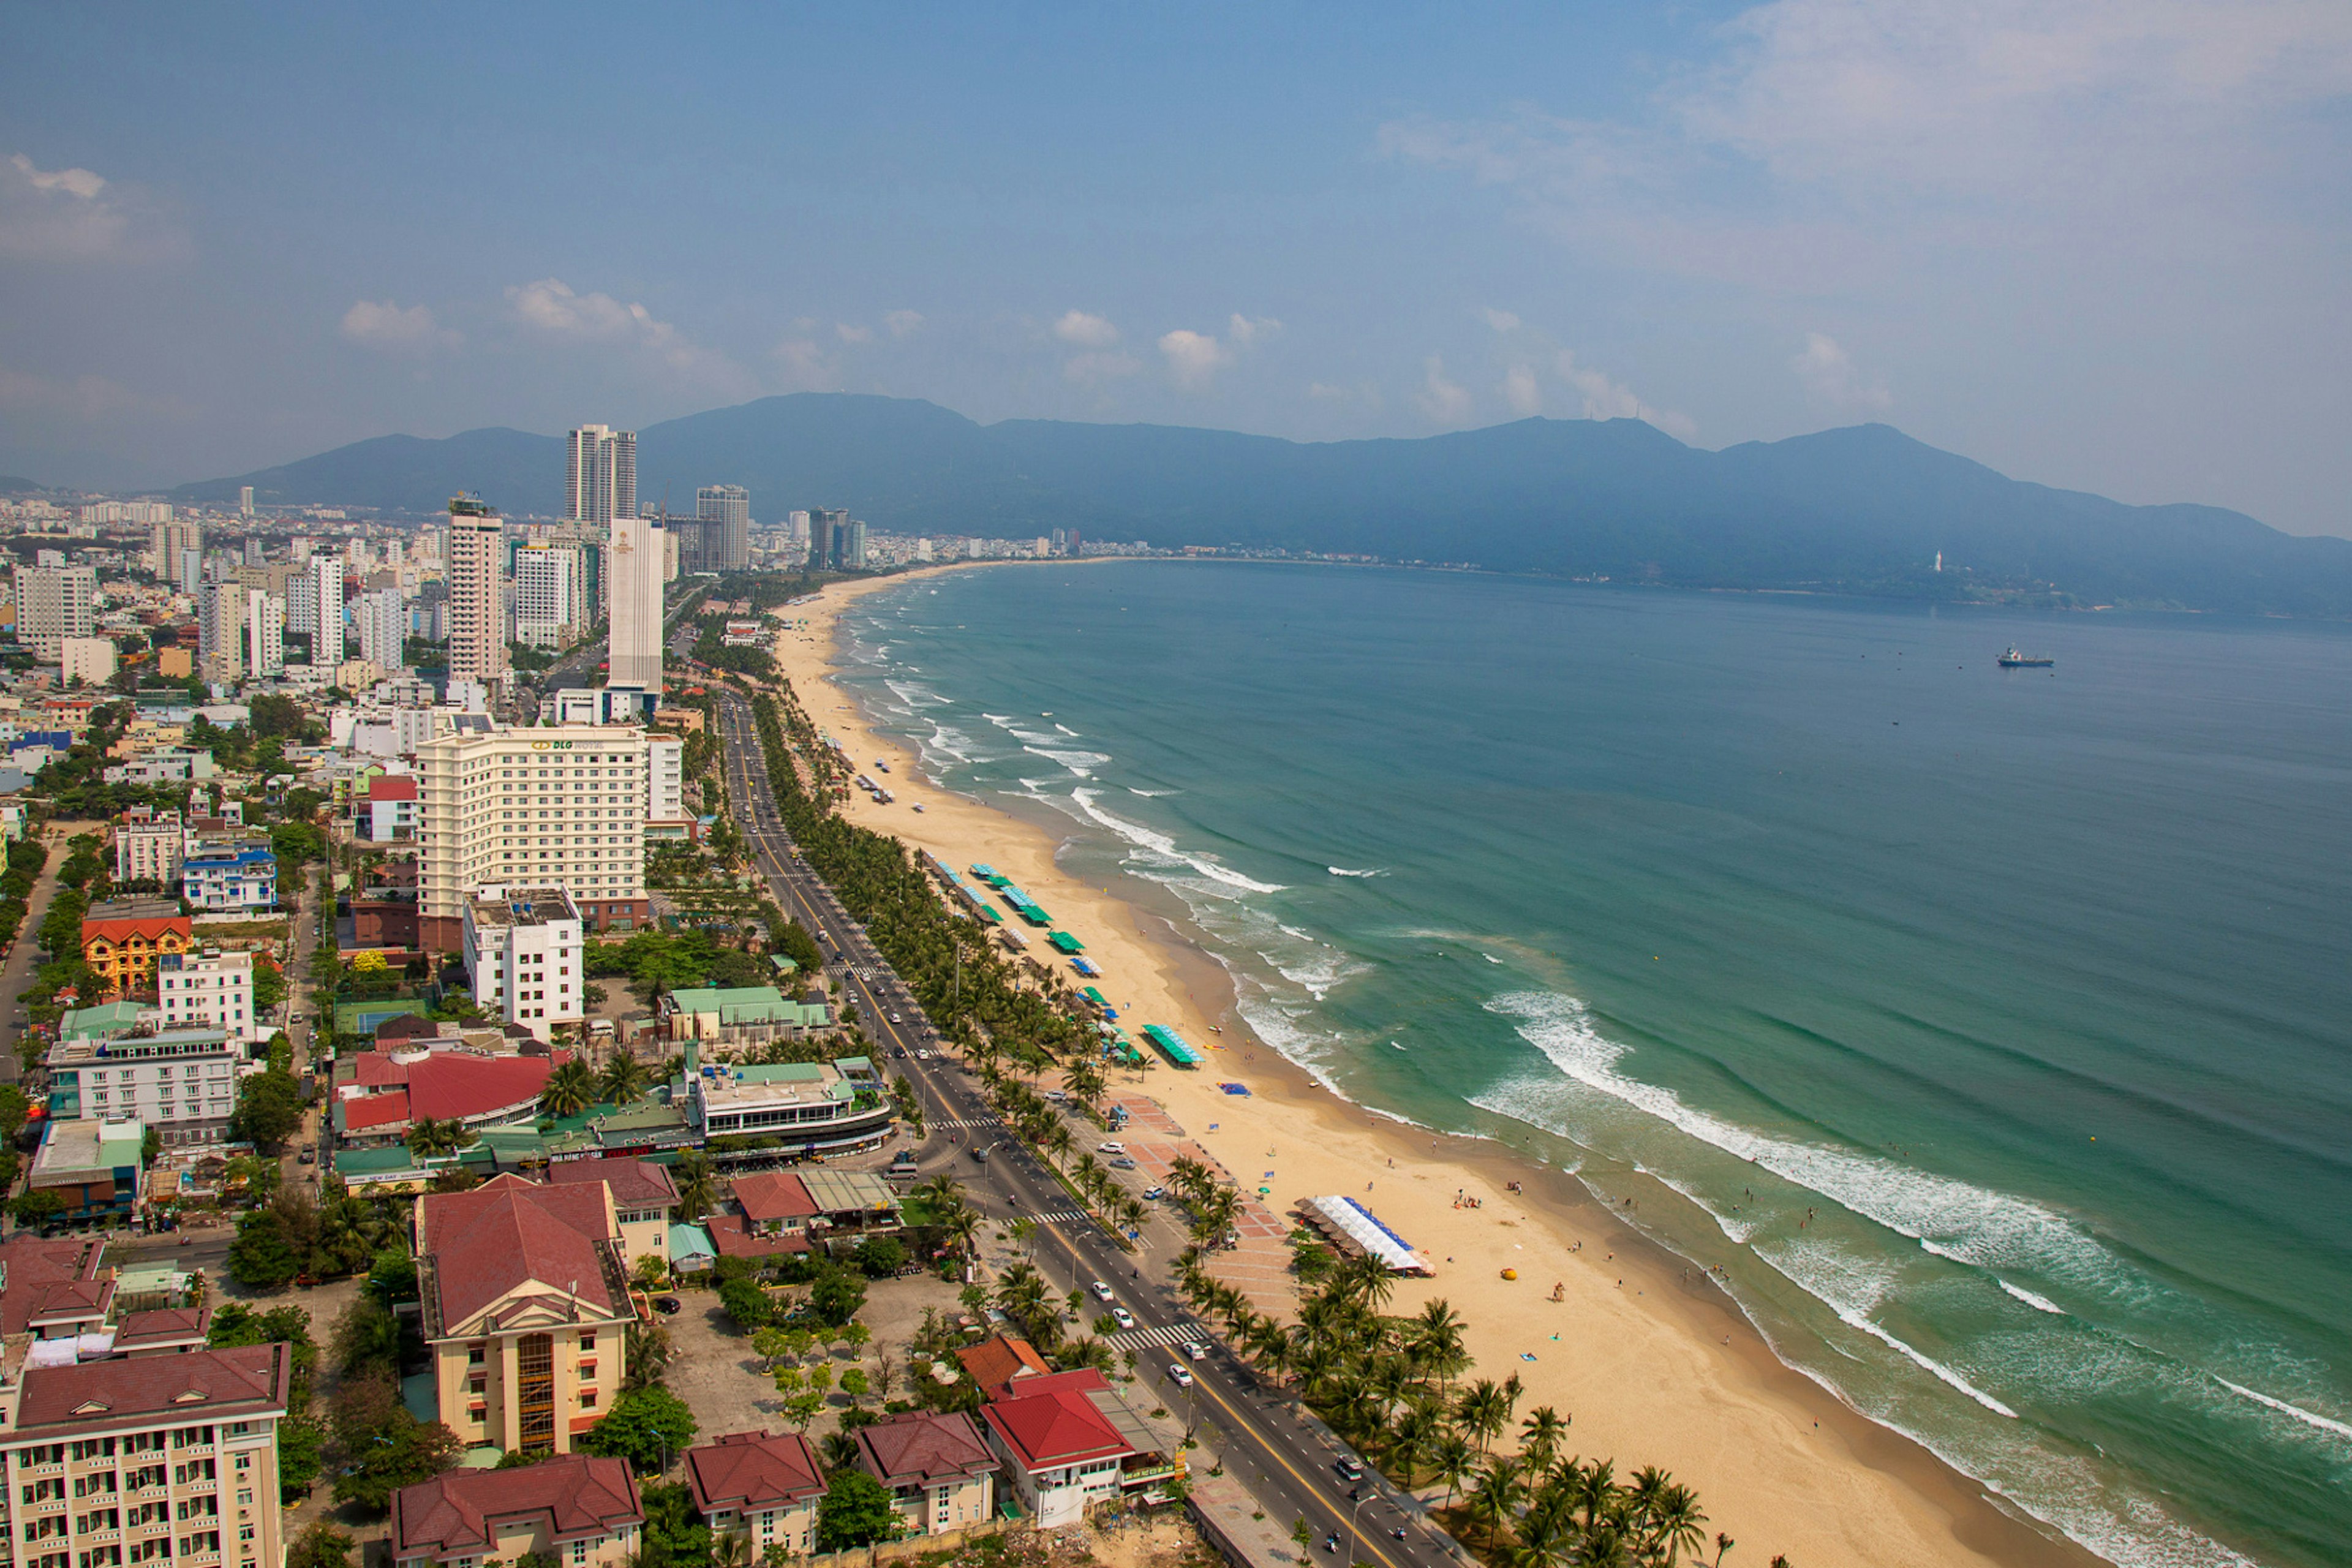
[1999,1280,2068,1316]
[1838,1309,2019,1419]
[1328,865,1385,877]
[2216,1378,2352,1443]
[1129,788,1177,797]
[1022,745,1112,778]
[1070,788,1287,894]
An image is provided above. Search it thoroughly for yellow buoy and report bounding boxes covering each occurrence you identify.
[1501,1268,1519,1281]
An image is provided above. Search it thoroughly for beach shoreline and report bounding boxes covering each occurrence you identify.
[764,562,2103,1568]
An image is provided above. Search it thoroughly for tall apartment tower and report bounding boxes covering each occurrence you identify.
[511,543,583,648]
[354,587,406,668]
[239,484,255,517]
[11,564,97,660]
[606,516,665,692]
[565,425,636,524]
[309,554,345,668]
[244,589,285,677]
[808,508,847,572]
[201,579,246,683]
[445,497,508,689]
[696,485,751,573]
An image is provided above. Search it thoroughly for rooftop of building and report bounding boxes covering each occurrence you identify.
[956,1334,1052,1398]
[415,1172,627,1338]
[547,1156,679,1212]
[979,1368,1136,1472]
[48,1025,236,1066]
[684,1431,826,1514]
[731,1171,817,1223]
[853,1409,998,1488]
[32,1117,146,1182]
[0,1233,110,1338]
[391,1452,641,1560]
[692,1060,860,1114]
[111,1303,214,1352]
[10,1343,290,1439]
[466,886,581,930]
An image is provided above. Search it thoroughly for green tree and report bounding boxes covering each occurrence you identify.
[809,1266,867,1327]
[276,1415,326,1499]
[330,1297,404,1381]
[283,1521,355,1568]
[495,1449,552,1469]
[539,1059,598,1118]
[226,1210,300,1290]
[9,1188,66,1226]
[850,1235,907,1278]
[229,1069,306,1151]
[815,1471,900,1550]
[579,1385,698,1476]
[718,1278,772,1333]
[325,1375,461,1513]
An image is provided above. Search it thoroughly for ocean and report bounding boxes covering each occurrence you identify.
[834,560,2352,1568]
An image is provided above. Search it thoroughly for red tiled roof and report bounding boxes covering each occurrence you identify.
[80,916,192,947]
[685,1431,825,1514]
[375,1013,440,1042]
[853,1410,997,1487]
[982,1371,1133,1472]
[113,1305,214,1350]
[704,1212,809,1259]
[732,1172,816,1223]
[367,775,420,802]
[28,1278,117,1327]
[408,1054,564,1123]
[418,1174,621,1332]
[392,1453,641,1560]
[0,1235,108,1337]
[956,1335,1051,1398]
[339,1091,412,1131]
[13,1344,289,1436]
[550,1157,679,1212]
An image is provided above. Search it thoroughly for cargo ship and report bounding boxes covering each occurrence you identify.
[1998,646,2055,668]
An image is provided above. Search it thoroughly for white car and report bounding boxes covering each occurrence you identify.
[1167,1363,1194,1388]
[1111,1307,1136,1330]
[1097,1142,1126,1155]
[1180,1340,1211,1361]
[1090,1280,1115,1303]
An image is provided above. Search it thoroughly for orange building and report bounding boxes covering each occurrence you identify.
[81,913,194,996]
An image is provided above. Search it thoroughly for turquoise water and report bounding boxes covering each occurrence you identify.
[836,562,2352,1568]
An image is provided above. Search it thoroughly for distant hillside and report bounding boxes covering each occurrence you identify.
[175,394,2352,616]
[0,475,47,495]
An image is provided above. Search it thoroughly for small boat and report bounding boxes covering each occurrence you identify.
[1998,646,2055,668]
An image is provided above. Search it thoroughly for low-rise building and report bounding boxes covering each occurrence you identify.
[103,747,216,785]
[156,949,261,1042]
[979,1369,1161,1528]
[331,1042,571,1146]
[28,1117,148,1223]
[416,1174,634,1458]
[850,1411,998,1537]
[0,1233,113,1340]
[81,909,194,997]
[461,886,582,1044]
[660,986,830,1049]
[181,842,276,914]
[547,1157,677,1268]
[113,806,185,887]
[47,1016,240,1144]
[364,775,421,842]
[390,1452,642,1568]
[684,1058,894,1154]
[0,1343,294,1568]
[684,1431,825,1558]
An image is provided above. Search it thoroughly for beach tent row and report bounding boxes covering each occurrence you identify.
[1302,1193,1434,1276]
[1142,1023,1202,1068]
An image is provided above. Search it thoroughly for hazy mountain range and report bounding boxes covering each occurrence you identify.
[170,393,2352,616]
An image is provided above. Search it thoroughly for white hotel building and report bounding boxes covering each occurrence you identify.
[461,887,584,1043]
[157,949,262,1044]
[414,723,655,951]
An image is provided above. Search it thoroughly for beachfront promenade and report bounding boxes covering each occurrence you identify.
[712,688,1463,1568]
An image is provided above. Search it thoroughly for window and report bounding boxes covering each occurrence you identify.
[578,1389,596,1409]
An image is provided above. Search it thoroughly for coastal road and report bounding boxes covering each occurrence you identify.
[712,689,1460,1568]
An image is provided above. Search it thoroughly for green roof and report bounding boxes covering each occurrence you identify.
[731,1061,825,1083]
[1049,932,1084,953]
[59,1001,148,1043]
[669,986,827,1027]
[336,1147,424,1177]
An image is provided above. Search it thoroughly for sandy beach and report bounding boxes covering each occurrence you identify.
[763,564,2100,1568]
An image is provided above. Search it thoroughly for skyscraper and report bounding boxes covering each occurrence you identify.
[244,588,286,677]
[446,496,508,688]
[355,587,406,668]
[512,543,583,648]
[697,484,751,572]
[607,516,665,692]
[309,553,346,667]
[12,563,97,660]
[565,424,636,524]
[808,508,848,571]
[201,578,246,683]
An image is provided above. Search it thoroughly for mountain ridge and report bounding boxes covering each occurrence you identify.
[169,393,2352,616]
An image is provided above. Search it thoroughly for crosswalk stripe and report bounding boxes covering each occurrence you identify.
[935,1117,1001,1131]
[1107,1322,1193,1351]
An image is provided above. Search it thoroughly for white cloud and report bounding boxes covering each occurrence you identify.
[1483,308,1524,333]
[340,299,460,353]
[1416,356,1473,426]
[836,323,873,344]
[0,361,142,419]
[1790,331,1891,409]
[507,277,750,392]
[0,153,154,260]
[1054,311,1120,348]
[1556,349,1699,439]
[1158,329,1234,390]
[1063,351,1141,385]
[1502,364,1543,416]
[1227,313,1281,348]
[773,338,835,390]
[884,309,924,338]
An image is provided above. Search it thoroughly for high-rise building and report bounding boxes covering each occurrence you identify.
[200,580,244,683]
[0,1340,295,1568]
[445,497,508,689]
[239,484,255,517]
[243,589,285,677]
[355,587,407,669]
[412,722,657,948]
[12,563,97,660]
[241,537,263,567]
[697,485,751,573]
[606,516,665,692]
[842,518,867,569]
[565,425,636,524]
[511,543,583,649]
[807,508,847,571]
[150,518,203,584]
[309,554,345,668]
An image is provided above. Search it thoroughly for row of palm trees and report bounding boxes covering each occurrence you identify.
[977,1068,1151,1232]
[1166,1155,1247,1248]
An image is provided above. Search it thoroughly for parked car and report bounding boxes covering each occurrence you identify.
[1335,1457,1366,1483]
[653,1296,682,1315]
[1109,1157,1137,1170]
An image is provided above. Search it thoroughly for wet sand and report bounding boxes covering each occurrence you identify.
[763,564,2101,1568]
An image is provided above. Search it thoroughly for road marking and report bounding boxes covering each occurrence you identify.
[1189,1378,1414,1568]
[1107,1322,1192,1351]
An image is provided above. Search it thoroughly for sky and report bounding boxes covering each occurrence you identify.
[2,2,2348,534]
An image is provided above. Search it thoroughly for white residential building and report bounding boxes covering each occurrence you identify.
[243,589,285,678]
[157,948,262,1042]
[413,722,655,948]
[115,806,185,886]
[512,543,583,649]
[61,636,117,687]
[355,586,406,669]
[47,1025,243,1143]
[606,516,665,692]
[310,554,345,667]
[461,886,584,1043]
[13,563,97,661]
[647,735,685,824]
[565,425,636,524]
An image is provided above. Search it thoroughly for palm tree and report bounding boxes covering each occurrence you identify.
[712,1529,752,1568]
[1046,1123,1073,1166]
[1430,1433,1477,1510]
[1387,1401,1444,1488]
[540,1058,597,1118]
[1464,1456,1525,1549]
[1457,1378,1510,1452]
[1649,1482,1709,1567]
[913,1174,965,1216]
[1571,1458,1618,1535]
[672,1151,717,1219]
[598,1049,650,1105]
[941,1207,982,1261]
[405,1118,472,1159]
[1518,1405,1570,1470]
